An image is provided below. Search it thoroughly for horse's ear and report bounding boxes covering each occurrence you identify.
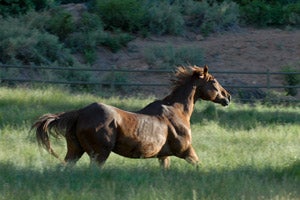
[204,65,208,75]
[198,65,208,79]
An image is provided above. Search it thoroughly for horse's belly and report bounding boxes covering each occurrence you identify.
[113,137,166,158]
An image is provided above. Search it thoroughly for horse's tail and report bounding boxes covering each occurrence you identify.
[31,110,79,163]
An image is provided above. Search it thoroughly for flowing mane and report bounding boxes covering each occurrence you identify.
[170,66,206,90]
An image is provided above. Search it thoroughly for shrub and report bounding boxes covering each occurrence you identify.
[146,1,184,35]
[174,0,239,35]
[100,32,134,53]
[0,16,74,66]
[0,0,54,16]
[93,0,146,33]
[0,0,34,16]
[284,2,300,25]
[201,1,239,34]
[102,71,128,90]
[77,12,103,33]
[282,66,300,96]
[65,12,105,63]
[45,8,76,40]
[239,0,300,26]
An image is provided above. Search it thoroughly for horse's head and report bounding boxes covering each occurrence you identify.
[194,65,231,106]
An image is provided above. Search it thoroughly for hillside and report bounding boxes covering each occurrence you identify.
[1,1,299,100]
[92,28,300,98]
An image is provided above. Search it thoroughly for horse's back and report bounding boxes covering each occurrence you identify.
[76,102,119,129]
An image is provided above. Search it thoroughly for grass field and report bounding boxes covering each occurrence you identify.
[0,86,299,200]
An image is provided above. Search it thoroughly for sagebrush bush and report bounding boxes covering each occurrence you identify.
[0,0,34,16]
[202,1,239,33]
[93,0,146,33]
[282,66,300,96]
[146,1,184,35]
[45,8,76,40]
[100,32,134,53]
[0,13,94,88]
[0,17,74,66]
[0,0,53,16]
[65,12,105,63]
[239,0,300,26]
[284,2,300,25]
[181,0,239,35]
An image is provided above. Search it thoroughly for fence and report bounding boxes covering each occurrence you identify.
[1,64,299,103]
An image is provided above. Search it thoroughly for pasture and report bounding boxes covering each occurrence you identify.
[0,86,299,200]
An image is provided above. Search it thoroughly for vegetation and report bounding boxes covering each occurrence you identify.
[1,0,299,198]
[1,0,299,70]
[282,66,300,96]
[0,86,299,199]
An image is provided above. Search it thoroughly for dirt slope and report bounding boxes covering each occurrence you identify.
[93,28,300,98]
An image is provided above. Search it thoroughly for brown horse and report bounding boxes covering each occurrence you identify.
[32,65,231,168]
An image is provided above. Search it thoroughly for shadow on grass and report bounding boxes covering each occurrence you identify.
[0,160,299,199]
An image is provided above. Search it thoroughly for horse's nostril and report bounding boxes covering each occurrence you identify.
[222,98,230,106]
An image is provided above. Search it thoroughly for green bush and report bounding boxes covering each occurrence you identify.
[0,0,34,16]
[100,32,134,53]
[284,2,300,25]
[0,17,74,66]
[0,0,54,16]
[282,66,300,96]
[91,0,239,36]
[239,0,300,26]
[174,0,239,35]
[102,71,128,90]
[0,14,94,90]
[45,8,76,40]
[146,1,184,35]
[93,0,146,33]
[65,12,105,63]
[201,1,239,34]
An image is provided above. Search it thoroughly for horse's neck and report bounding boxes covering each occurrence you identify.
[163,84,196,119]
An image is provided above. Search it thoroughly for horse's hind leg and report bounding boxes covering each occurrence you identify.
[89,148,112,167]
[78,127,115,167]
[183,146,200,167]
[64,132,84,166]
[158,156,171,169]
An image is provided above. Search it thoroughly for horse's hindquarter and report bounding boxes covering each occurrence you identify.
[113,111,169,158]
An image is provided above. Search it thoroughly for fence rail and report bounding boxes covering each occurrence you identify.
[1,65,299,103]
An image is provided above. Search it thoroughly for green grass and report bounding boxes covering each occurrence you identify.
[0,86,299,200]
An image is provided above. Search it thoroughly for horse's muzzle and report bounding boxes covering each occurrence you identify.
[220,95,231,106]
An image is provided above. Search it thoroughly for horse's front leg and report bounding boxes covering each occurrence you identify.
[158,156,170,169]
[183,145,200,168]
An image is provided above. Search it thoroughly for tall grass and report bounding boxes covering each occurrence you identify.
[0,86,299,200]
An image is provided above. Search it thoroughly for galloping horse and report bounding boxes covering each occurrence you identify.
[32,65,231,168]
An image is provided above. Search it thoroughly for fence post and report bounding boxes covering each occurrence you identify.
[266,69,270,91]
[111,65,115,93]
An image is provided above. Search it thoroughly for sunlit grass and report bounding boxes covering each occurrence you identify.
[0,86,299,199]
